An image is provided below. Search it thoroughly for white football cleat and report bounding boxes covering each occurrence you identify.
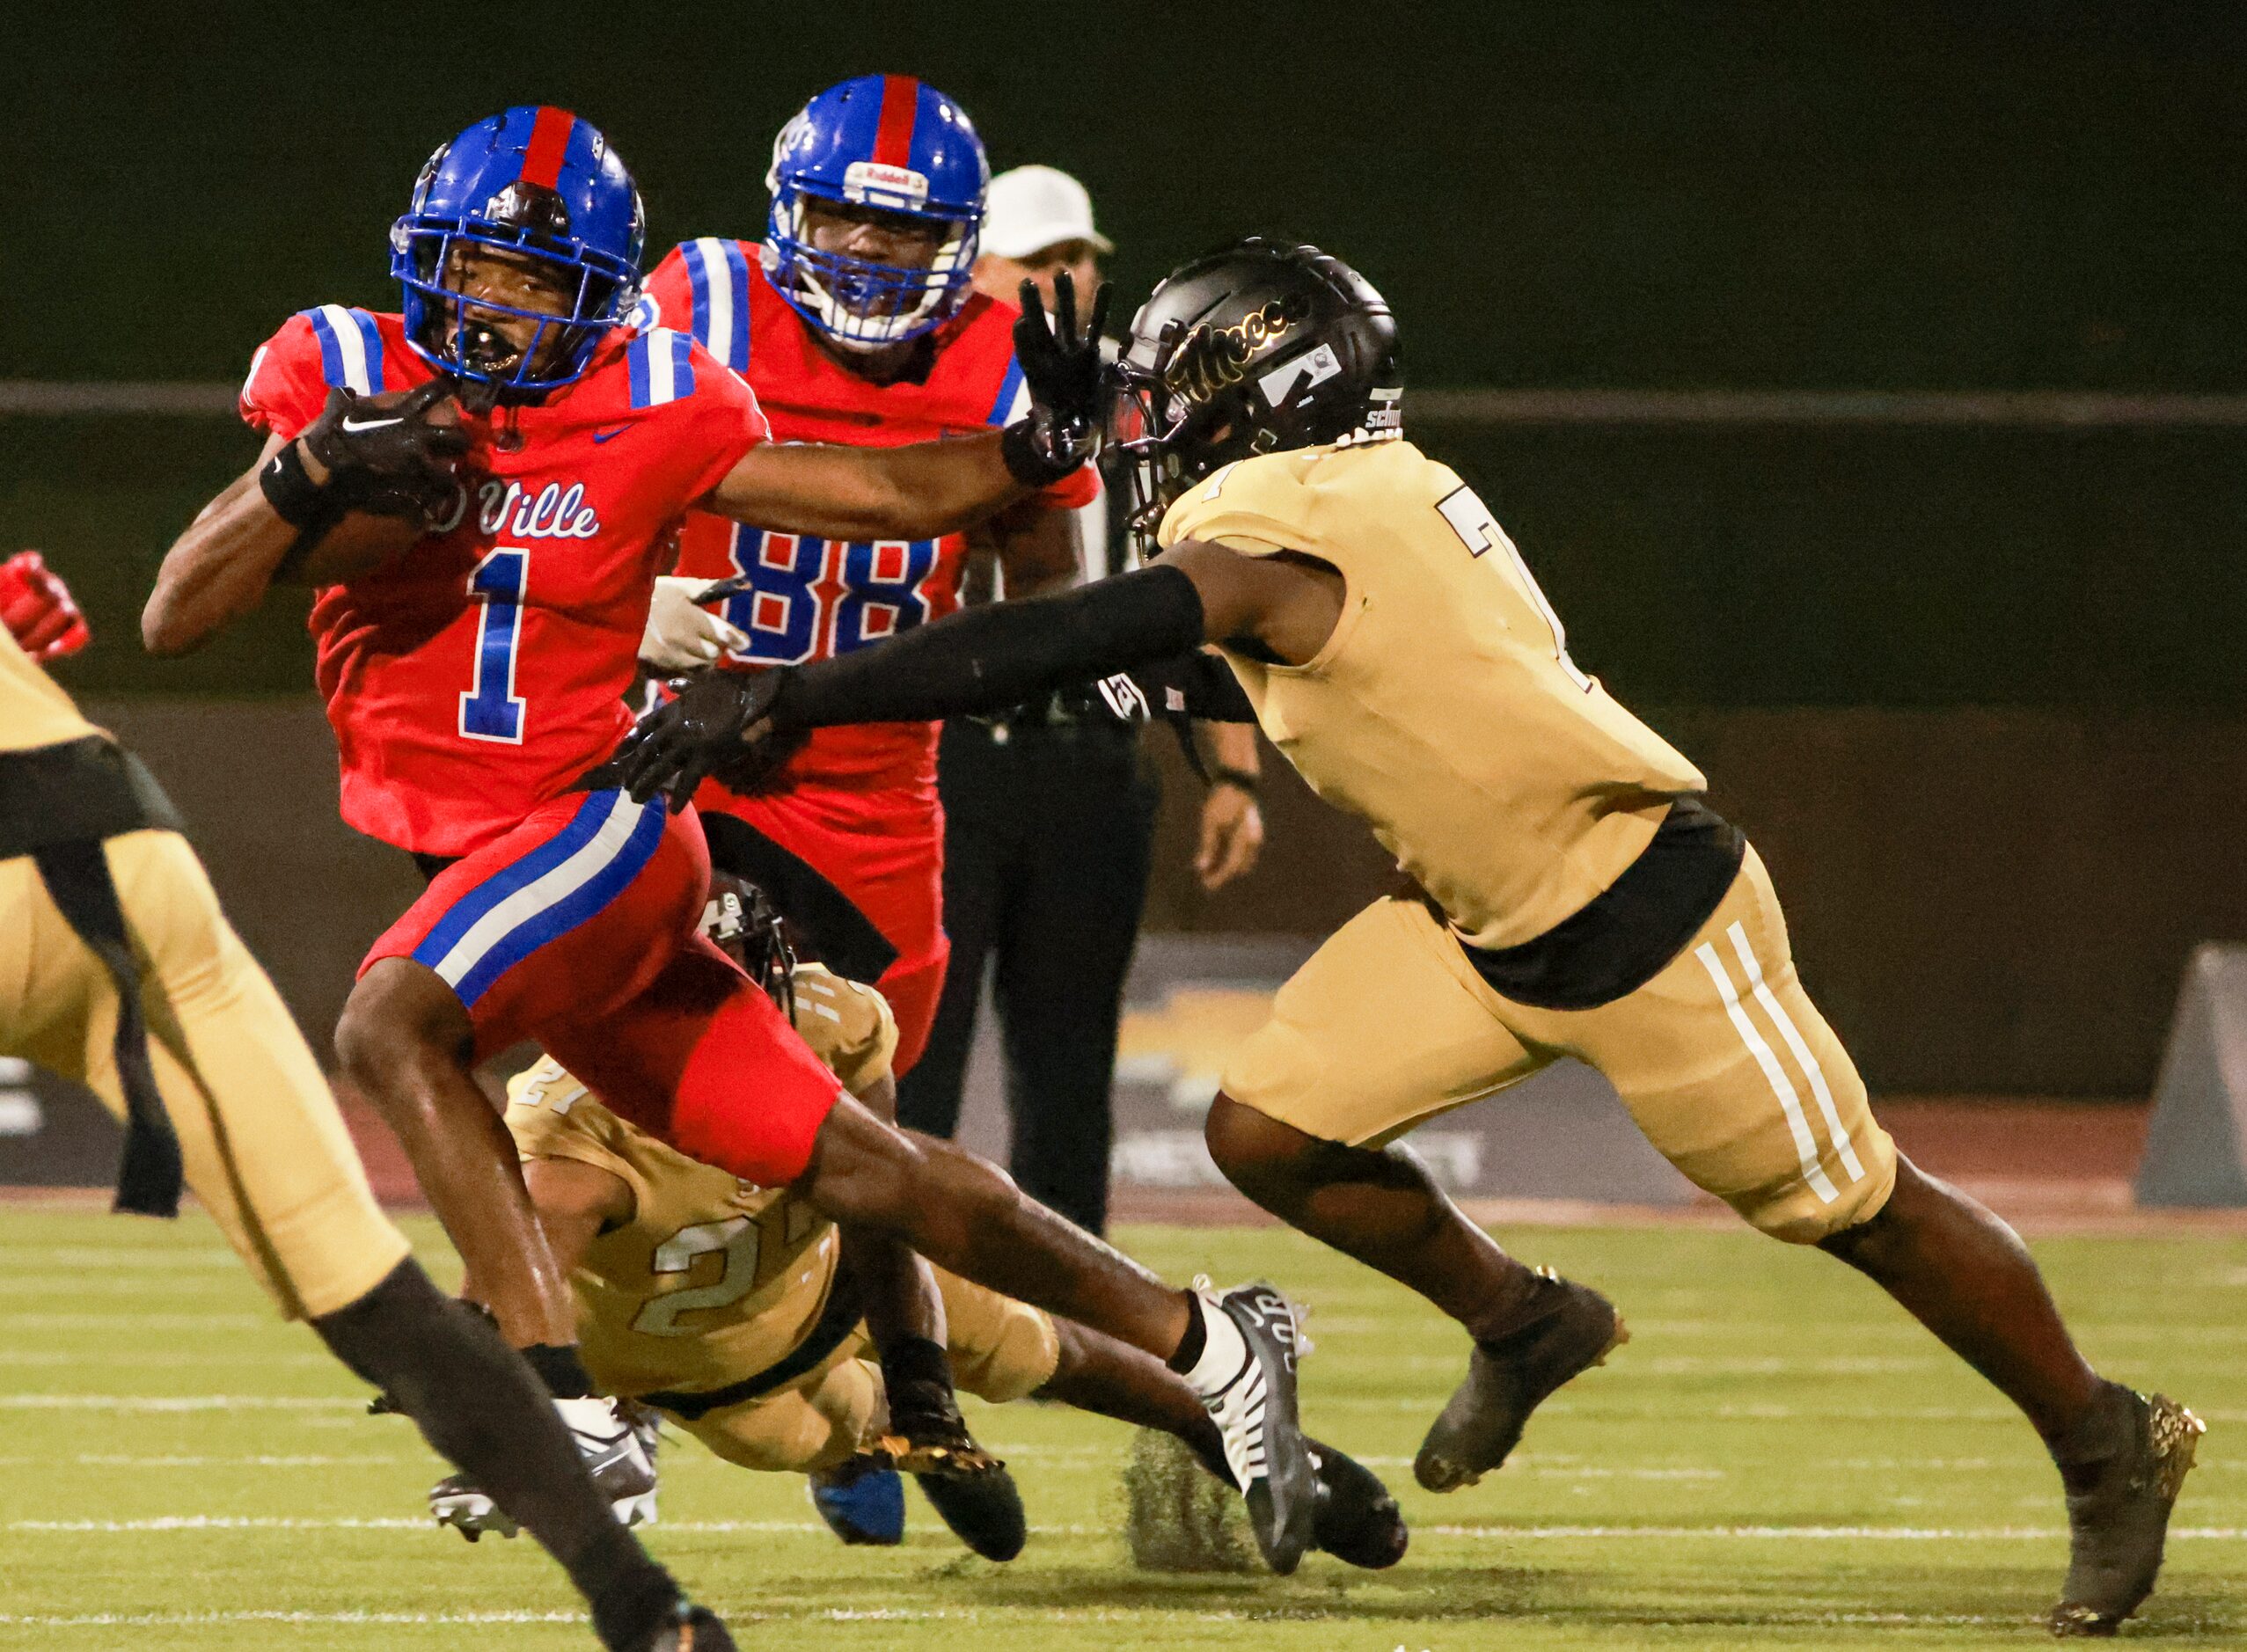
[430,1395,658,1540]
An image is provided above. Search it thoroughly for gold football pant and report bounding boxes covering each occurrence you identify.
[0,830,409,1318]
[1221,844,1897,1241]
[673,1266,1062,1475]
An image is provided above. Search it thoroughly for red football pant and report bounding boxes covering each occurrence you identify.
[363,789,841,1186]
[699,782,948,1075]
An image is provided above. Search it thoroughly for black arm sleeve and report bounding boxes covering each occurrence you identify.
[777,562,1208,730]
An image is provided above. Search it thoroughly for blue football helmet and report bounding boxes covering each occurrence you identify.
[762,76,988,349]
[391,106,646,397]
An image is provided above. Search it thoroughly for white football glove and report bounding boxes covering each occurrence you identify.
[640,576,750,672]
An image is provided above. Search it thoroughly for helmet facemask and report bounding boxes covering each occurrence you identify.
[765,171,977,348]
[1107,319,1261,548]
[389,111,648,401]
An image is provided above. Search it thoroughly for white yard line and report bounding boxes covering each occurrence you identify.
[10,1515,2241,1541]
[0,1395,362,1412]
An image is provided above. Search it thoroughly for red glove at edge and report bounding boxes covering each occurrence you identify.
[0,551,91,661]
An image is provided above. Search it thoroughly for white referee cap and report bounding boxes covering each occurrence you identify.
[983,165,1114,259]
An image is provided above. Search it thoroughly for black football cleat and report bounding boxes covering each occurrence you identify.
[1416,1268,1626,1493]
[2049,1385,2204,1637]
[1190,1282,1318,1575]
[916,1462,1028,1561]
[1306,1435,1407,1569]
[638,1601,736,1652]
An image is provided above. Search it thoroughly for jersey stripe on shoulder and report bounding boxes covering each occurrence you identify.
[302,304,385,395]
[681,238,752,370]
[985,356,1028,426]
[628,329,699,409]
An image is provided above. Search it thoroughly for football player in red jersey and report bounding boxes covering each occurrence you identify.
[146,107,1328,1583]
[633,75,1094,1074]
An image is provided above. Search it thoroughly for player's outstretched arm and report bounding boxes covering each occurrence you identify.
[700,272,1110,544]
[701,429,1034,542]
[609,541,1331,807]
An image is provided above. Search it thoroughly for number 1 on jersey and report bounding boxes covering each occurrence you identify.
[460,547,529,743]
[1435,486,1594,691]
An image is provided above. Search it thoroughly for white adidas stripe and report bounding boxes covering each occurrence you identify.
[694,238,740,367]
[645,327,678,404]
[427,793,648,990]
[1726,922,1866,1183]
[1694,941,1840,1203]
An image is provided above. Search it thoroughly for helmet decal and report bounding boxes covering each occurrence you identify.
[1108,238,1402,546]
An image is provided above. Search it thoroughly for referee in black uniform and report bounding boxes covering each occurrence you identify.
[895,168,1264,1234]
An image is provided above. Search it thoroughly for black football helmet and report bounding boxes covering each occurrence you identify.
[1108,236,1402,545]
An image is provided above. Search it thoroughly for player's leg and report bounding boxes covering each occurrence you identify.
[984,735,1159,1233]
[561,944,1321,1572]
[38,833,708,1652]
[1559,845,2197,1634]
[1200,897,1621,1491]
[340,789,696,1363]
[1200,901,1570,1344]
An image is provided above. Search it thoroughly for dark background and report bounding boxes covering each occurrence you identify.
[7,3,2246,1092]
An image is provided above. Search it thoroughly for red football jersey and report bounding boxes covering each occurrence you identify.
[240,304,769,857]
[639,243,1098,797]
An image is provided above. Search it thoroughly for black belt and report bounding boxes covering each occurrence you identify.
[1,738,187,1217]
[1457,795,1746,1012]
[635,1269,865,1422]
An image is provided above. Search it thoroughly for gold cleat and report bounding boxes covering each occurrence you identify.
[2049,1388,2205,1637]
[867,1431,1005,1479]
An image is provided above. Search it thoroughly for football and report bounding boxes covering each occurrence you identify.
[282,386,468,586]
[284,507,426,587]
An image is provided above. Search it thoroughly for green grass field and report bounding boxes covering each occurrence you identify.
[0,1208,2239,1650]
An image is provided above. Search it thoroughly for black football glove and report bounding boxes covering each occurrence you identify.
[612,667,794,809]
[296,379,472,529]
[1000,270,1109,486]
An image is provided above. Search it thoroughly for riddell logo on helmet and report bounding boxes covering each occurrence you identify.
[1167,293,1314,406]
[843,161,931,208]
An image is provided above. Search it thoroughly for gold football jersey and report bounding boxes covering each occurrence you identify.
[1160,439,1705,949]
[504,963,897,1396]
[0,625,101,754]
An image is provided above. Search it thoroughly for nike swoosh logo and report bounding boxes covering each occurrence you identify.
[340,415,404,434]
[591,425,633,443]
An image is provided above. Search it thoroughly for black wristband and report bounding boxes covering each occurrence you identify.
[259,440,329,528]
[999,418,1080,488]
[1210,765,1261,796]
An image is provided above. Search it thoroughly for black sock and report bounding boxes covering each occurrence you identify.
[879,1335,954,1393]
[523,1341,597,1400]
[1165,1293,1207,1375]
[314,1261,678,1651]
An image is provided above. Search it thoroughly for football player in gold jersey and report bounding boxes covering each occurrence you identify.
[488,881,1403,1567]
[613,247,2202,1636]
[0,552,737,1652]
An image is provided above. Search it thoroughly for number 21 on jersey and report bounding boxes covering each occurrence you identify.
[1435,486,1594,691]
